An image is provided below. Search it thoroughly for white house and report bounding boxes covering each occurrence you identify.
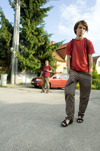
[93,55,100,74]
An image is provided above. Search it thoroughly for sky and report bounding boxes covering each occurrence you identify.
[0,0,100,56]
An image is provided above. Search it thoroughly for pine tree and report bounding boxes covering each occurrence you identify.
[0,8,13,73]
[15,0,60,74]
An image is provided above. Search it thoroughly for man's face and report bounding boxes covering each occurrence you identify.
[75,23,86,37]
[45,60,49,66]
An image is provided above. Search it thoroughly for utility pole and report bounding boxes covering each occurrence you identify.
[11,0,20,84]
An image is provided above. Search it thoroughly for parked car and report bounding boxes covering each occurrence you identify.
[31,73,69,88]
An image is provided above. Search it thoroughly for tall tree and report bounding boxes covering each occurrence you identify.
[0,8,13,73]
[15,0,60,74]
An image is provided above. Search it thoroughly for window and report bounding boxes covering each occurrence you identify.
[63,67,67,74]
[98,61,100,67]
[63,74,69,79]
[53,74,61,79]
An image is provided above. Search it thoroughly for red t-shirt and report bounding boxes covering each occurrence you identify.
[66,38,95,72]
[42,65,52,77]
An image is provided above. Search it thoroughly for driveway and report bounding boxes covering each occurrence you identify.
[0,87,100,151]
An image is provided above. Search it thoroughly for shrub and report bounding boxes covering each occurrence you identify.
[92,79,100,90]
[76,81,99,90]
[92,63,99,79]
[76,82,80,89]
[91,84,96,89]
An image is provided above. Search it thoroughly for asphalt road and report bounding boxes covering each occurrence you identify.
[0,86,100,151]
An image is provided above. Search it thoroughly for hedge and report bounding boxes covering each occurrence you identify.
[76,80,100,90]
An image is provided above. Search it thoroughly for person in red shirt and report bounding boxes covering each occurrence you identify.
[61,20,95,127]
[40,60,52,93]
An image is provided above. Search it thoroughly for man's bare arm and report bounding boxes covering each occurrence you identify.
[66,55,71,71]
[88,54,93,75]
[46,69,52,72]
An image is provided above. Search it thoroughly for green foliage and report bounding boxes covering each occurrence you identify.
[0,8,13,73]
[91,63,100,89]
[9,0,16,10]
[91,84,96,89]
[76,82,80,89]
[0,0,60,78]
[92,79,100,90]
[74,63,100,90]
[92,63,99,79]
[76,81,100,90]
[16,0,60,74]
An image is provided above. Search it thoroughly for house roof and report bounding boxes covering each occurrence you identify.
[54,43,67,61]
[93,55,100,64]
[53,51,64,61]
[58,43,67,49]
[93,55,100,59]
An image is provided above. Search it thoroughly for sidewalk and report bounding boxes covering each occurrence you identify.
[0,87,100,151]
[2,83,34,88]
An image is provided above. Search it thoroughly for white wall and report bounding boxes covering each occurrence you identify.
[96,57,100,74]
[18,72,37,84]
[56,61,67,73]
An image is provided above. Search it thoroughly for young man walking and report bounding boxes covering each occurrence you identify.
[61,20,95,127]
[40,60,52,93]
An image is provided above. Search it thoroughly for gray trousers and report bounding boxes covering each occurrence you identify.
[65,69,92,120]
